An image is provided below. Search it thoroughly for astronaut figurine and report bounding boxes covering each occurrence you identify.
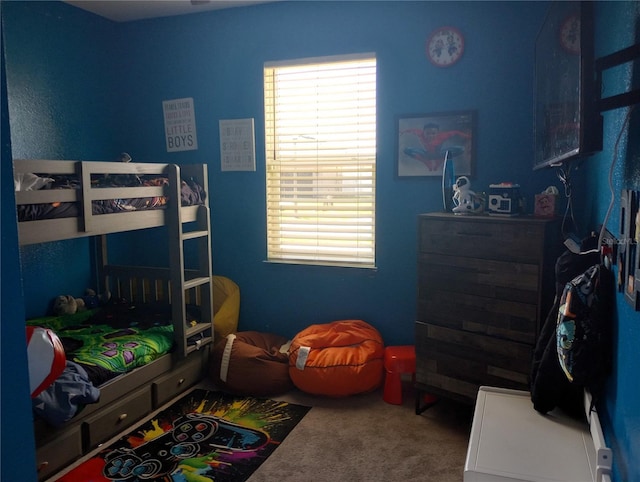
[452,176,484,215]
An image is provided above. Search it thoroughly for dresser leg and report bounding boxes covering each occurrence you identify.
[415,387,439,415]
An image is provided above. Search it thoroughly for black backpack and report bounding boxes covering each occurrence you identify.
[530,238,613,416]
[556,263,614,395]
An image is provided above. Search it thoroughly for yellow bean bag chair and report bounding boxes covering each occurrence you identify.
[212,276,240,340]
[289,320,384,397]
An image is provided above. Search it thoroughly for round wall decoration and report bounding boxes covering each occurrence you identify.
[426,26,465,67]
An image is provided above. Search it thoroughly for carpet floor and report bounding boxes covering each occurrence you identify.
[50,379,473,482]
[252,383,474,482]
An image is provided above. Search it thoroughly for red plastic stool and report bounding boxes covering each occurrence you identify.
[383,345,417,405]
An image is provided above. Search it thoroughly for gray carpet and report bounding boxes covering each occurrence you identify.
[248,386,473,482]
[50,380,472,482]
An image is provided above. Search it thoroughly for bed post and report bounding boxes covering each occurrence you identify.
[92,235,109,296]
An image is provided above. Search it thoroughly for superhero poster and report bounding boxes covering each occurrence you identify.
[397,110,476,177]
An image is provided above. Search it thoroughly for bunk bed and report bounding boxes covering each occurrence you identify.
[14,159,215,481]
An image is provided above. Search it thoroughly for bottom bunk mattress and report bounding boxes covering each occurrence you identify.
[27,302,196,427]
[27,303,180,385]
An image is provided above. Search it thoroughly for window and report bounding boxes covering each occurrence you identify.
[264,54,377,267]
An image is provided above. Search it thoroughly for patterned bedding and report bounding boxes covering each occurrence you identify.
[16,173,206,221]
[26,302,179,386]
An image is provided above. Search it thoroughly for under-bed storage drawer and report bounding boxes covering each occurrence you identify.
[36,424,82,481]
[83,386,152,449]
[153,352,204,406]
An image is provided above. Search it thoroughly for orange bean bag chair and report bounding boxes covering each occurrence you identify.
[210,331,293,396]
[288,320,384,397]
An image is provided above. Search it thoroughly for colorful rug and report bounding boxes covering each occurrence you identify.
[57,388,310,482]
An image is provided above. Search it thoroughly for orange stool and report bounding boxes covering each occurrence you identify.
[383,345,416,405]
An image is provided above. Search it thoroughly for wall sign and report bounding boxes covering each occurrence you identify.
[219,118,256,172]
[162,97,198,152]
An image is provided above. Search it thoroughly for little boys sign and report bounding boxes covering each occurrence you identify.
[162,97,198,152]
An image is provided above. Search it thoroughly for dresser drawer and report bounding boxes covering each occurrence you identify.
[417,254,539,344]
[417,291,538,344]
[415,322,532,401]
[153,353,203,407]
[418,254,540,301]
[418,216,547,263]
[36,425,82,480]
[83,386,152,449]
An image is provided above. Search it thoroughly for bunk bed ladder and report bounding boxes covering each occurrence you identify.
[167,164,214,358]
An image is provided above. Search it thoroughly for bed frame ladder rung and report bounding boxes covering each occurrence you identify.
[167,165,213,358]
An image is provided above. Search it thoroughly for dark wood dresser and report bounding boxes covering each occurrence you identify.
[415,213,560,406]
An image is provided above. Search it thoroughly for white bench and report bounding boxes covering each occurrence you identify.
[464,386,612,482]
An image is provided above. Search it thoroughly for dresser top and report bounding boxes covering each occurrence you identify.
[420,212,557,225]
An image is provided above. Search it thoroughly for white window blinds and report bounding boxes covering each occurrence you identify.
[264,54,377,267]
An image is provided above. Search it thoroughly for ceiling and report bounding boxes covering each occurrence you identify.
[64,1,273,22]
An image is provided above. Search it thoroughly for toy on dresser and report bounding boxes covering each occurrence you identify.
[452,176,484,215]
[488,182,522,216]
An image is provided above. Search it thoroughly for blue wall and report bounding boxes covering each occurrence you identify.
[4,1,639,481]
[109,0,555,343]
[586,3,640,481]
[3,1,122,316]
[1,21,36,480]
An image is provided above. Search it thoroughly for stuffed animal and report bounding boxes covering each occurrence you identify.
[52,289,110,316]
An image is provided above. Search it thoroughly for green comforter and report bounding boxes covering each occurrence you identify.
[27,303,174,374]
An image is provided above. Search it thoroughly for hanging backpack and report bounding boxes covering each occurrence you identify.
[530,237,600,416]
[556,263,614,400]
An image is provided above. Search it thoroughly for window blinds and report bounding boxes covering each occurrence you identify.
[264,54,377,267]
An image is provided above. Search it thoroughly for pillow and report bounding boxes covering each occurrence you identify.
[14,172,54,191]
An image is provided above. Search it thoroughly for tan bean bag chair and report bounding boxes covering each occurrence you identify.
[210,331,293,396]
[289,320,384,397]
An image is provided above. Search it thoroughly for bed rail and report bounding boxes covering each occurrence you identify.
[13,160,204,245]
[102,264,208,306]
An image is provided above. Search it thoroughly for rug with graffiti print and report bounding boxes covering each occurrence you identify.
[56,388,310,482]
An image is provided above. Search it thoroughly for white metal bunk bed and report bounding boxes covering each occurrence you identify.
[14,159,214,480]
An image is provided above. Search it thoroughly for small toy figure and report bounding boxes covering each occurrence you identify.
[452,176,484,214]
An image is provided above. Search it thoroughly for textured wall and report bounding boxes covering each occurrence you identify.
[586,3,640,481]
[3,1,122,316]
[1,27,37,481]
[15,1,640,480]
[111,1,553,345]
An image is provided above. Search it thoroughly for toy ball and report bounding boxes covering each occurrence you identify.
[26,326,66,398]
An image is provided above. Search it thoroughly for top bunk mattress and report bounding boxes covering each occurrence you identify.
[13,160,209,245]
[15,170,205,221]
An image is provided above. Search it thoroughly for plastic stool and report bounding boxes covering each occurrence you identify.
[383,345,416,405]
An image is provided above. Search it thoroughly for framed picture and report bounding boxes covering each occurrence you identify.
[621,189,640,309]
[396,110,476,177]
